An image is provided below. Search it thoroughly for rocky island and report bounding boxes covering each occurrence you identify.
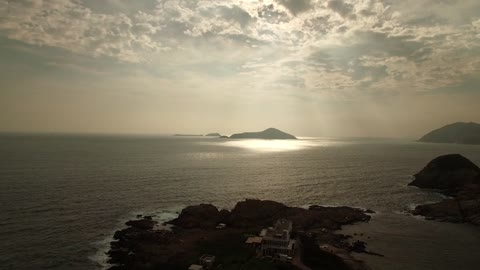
[419,122,480,145]
[409,154,480,225]
[229,128,297,140]
[107,199,376,270]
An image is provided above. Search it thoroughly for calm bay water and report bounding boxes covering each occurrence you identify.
[1,134,480,269]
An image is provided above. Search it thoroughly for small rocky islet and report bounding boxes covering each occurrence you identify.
[107,199,376,270]
[409,154,480,225]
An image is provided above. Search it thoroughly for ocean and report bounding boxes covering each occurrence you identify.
[1,134,480,270]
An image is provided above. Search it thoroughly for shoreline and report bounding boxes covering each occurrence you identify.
[106,199,376,270]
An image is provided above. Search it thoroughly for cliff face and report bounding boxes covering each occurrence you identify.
[229,128,297,140]
[409,154,480,225]
[419,122,480,145]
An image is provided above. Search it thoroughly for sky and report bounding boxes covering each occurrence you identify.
[0,0,479,138]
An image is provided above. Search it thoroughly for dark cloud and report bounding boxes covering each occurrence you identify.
[403,15,448,26]
[257,4,290,24]
[82,0,157,15]
[359,9,376,17]
[307,30,435,86]
[195,5,253,28]
[216,5,253,28]
[303,16,332,34]
[327,0,355,19]
[353,31,430,62]
[275,0,313,15]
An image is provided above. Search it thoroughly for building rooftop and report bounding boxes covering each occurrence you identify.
[188,264,203,270]
[245,236,263,244]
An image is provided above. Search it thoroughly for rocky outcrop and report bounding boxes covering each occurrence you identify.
[227,199,288,228]
[409,154,480,193]
[108,200,373,270]
[229,128,297,139]
[108,217,179,269]
[419,122,480,145]
[409,154,480,225]
[168,204,229,229]
[226,199,370,230]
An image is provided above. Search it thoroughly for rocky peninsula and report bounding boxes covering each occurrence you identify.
[107,199,376,270]
[419,122,480,145]
[409,154,480,225]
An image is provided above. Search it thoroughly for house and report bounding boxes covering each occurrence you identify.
[260,219,296,258]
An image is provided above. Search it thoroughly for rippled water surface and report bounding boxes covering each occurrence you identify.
[1,134,480,269]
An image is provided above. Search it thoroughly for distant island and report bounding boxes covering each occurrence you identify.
[174,134,204,137]
[230,128,297,140]
[409,154,480,225]
[419,122,480,145]
[205,133,221,137]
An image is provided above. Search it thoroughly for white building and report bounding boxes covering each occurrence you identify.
[260,219,296,258]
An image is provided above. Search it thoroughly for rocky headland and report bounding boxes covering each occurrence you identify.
[419,122,480,145]
[107,199,375,270]
[409,154,480,225]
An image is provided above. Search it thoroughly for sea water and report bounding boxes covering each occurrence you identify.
[1,134,480,269]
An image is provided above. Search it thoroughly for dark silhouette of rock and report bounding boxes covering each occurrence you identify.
[412,199,464,223]
[227,199,370,230]
[419,122,480,145]
[409,154,480,225]
[168,204,229,229]
[205,133,221,137]
[108,199,373,270]
[125,218,157,230]
[229,128,297,139]
[408,154,480,193]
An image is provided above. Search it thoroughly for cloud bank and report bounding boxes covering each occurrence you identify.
[0,0,479,136]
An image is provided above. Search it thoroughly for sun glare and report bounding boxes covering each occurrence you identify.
[219,138,331,152]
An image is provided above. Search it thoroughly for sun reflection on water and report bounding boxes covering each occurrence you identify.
[218,138,336,152]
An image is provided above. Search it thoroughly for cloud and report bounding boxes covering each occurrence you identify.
[275,0,313,15]
[257,4,290,24]
[0,0,479,97]
[0,0,167,62]
[327,0,355,19]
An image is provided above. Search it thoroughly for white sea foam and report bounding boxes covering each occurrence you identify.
[89,206,183,269]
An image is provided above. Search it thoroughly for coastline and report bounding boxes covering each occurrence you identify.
[106,199,376,270]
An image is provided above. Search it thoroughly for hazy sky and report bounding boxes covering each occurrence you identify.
[1,0,479,138]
